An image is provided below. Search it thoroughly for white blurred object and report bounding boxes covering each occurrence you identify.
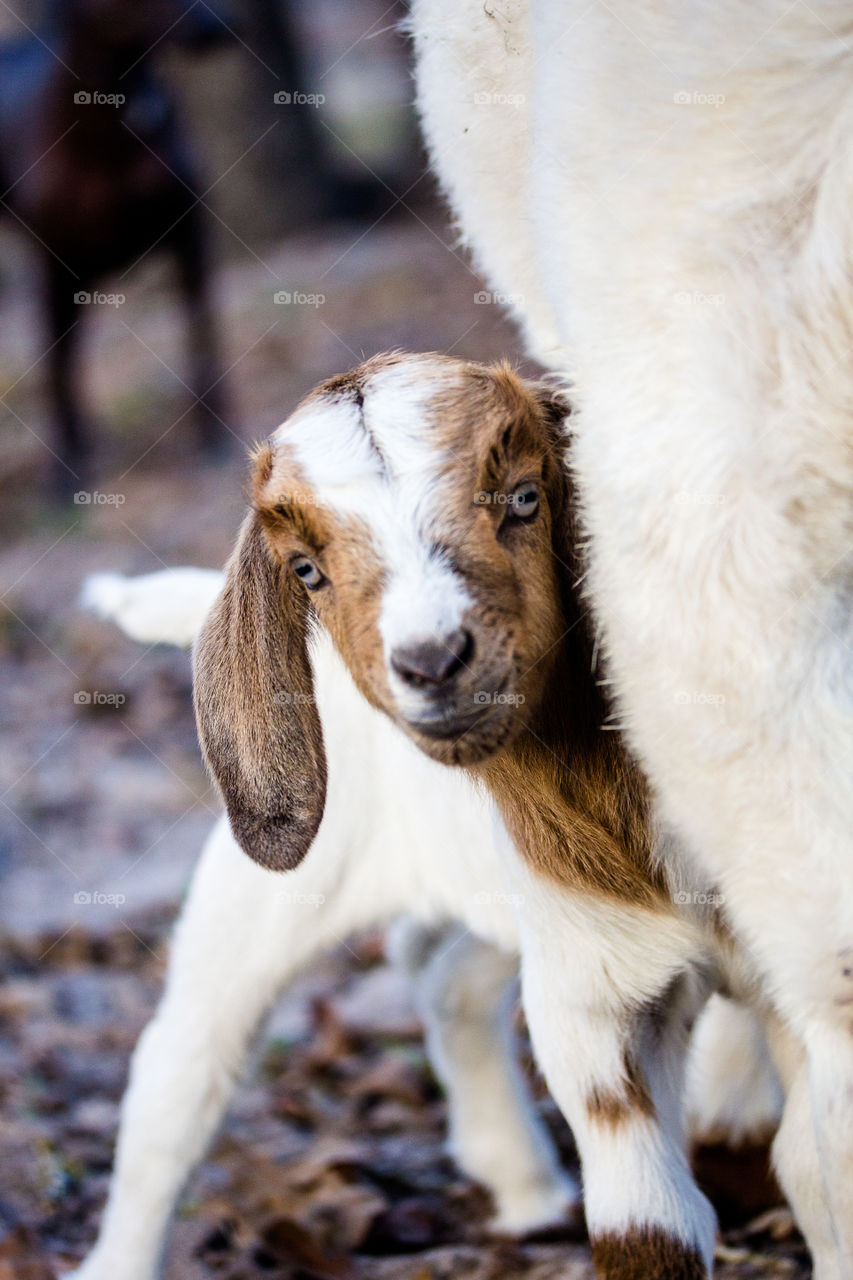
[81,568,224,649]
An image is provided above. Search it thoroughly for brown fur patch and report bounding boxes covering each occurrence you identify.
[586,1050,656,1127]
[458,370,665,909]
[315,367,365,403]
[591,1227,707,1279]
[252,457,392,722]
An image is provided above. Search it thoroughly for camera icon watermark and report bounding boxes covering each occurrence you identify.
[74,90,126,107]
[472,91,526,106]
[273,492,321,508]
[673,290,726,309]
[73,490,126,506]
[673,91,725,108]
[74,690,126,707]
[273,90,325,107]
[74,889,127,907]
[673,889,726,907]
[474,690,525,706]
[474,289,525,306]
[74,290,125,307]
[275,888,326,908]
[472,889,525,907]
[273,290,325,306]
[474,490,527,507]
[272,689,316,706]
[675,490,726,507]
[674,691,725,707]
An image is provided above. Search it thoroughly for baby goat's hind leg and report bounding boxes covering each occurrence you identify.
[389,920,579,1234]
[518,894,716,1279]
[71,820,340,1280]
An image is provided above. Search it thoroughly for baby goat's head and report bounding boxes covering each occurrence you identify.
[194,352,575,870]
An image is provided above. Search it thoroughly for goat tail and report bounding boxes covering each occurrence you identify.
[81,567,224,649]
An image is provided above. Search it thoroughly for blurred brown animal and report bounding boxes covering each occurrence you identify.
[0,0,237,495]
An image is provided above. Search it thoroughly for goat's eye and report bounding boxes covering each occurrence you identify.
[292,556,325,590]
[509,482,540,521]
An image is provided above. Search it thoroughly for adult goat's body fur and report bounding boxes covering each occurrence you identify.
[412,3,853,1275]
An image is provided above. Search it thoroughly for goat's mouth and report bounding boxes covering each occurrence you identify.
[399,682,521,766]
[407,710,490,740]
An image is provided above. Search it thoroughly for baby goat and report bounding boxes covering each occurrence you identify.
[76,353,784,1280]
[74,569,579,1280]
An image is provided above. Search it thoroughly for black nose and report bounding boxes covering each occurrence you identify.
[391,629,474,688]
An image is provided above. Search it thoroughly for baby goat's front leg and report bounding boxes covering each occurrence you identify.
[71,819,338,1280]
[516,882,716,1279]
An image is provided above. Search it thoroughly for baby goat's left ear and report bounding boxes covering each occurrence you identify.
[193,512,326,872]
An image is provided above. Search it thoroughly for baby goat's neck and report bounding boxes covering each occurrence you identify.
[473,625,667,909]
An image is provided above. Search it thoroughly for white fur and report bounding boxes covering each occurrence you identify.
[412,2,853,1273]
[279,366,475,673]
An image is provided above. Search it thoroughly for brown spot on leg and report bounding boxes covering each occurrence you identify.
[586,1050,656,1126]
[592,1227,707,1278]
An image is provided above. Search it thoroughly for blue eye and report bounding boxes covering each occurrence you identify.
[292,557,325,590]
[510,483,540,520]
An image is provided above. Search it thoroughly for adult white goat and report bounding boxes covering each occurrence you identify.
[412,5,853,1277]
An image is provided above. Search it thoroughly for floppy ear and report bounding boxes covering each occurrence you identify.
[193,512,326,871]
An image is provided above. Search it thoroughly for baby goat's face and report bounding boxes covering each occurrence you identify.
[254,353,571,766]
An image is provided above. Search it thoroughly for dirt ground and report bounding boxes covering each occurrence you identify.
[0,207,811,1278]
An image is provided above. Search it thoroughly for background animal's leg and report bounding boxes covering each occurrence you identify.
[517,894,716,1279]
[388,920,579,1234]
[72,820,338,1280]
[172,209,234,457]
[44,263,88,497]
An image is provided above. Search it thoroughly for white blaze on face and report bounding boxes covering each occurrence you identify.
[276,357,474,699]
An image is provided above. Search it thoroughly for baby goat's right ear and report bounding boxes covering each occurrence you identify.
[193,512,326,871]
